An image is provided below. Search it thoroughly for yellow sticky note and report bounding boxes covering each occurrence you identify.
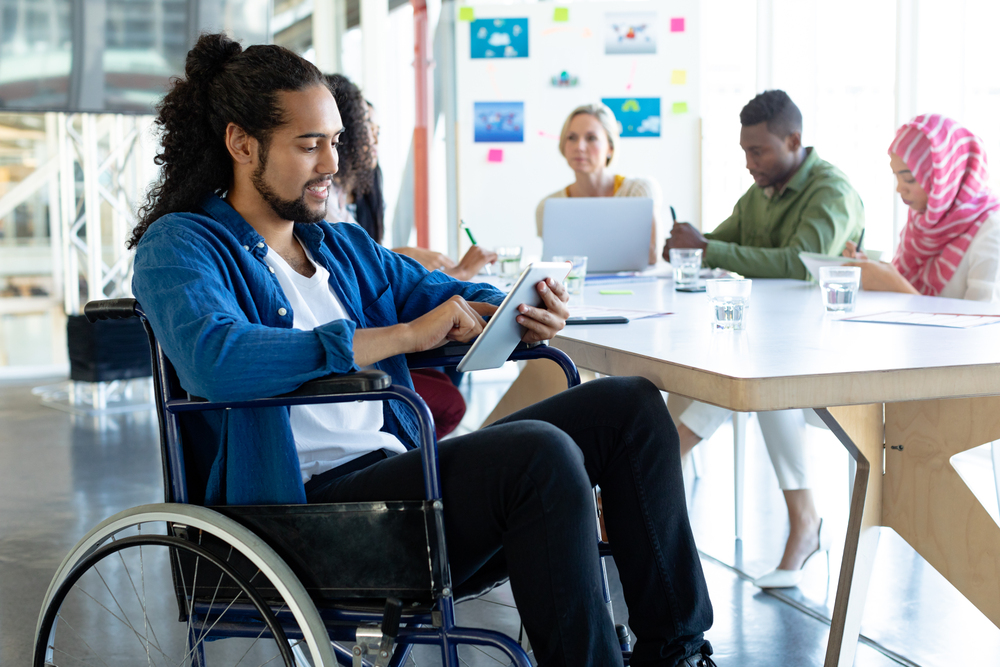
[671,70,687,85]
[459,6,475,21]
[672,102,689,114]
[553,7,569,22]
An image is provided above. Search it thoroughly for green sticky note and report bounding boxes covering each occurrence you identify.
[459,6,475,21]
[600,289,634,295]
[672,101,689,114]
[553,7,569,22]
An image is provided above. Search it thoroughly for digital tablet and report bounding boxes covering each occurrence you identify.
[457,262,571,372]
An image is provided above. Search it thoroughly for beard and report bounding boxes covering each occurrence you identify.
[251,156,327,224]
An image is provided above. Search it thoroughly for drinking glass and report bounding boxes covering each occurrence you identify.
[669,248,703,287]
[819,266,861,313]
[552,255,588,295]
[706,278,752,330]
[496,247,523,279]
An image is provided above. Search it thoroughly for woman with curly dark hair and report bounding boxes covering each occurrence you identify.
[324,74,378,235]
[325,74,497,281]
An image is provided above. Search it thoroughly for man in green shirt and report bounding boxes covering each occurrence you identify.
[662,90,864,591]
[663,89,864,279]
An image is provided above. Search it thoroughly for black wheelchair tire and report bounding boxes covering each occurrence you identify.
[34,534,296,667]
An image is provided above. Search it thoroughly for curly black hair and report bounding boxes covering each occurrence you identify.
[739,89,802,138]
[325,74,375,198]
[128,33,327,249]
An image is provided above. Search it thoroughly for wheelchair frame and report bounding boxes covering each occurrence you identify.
[35,297,606,667]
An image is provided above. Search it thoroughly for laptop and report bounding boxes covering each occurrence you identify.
[542,197,654,273]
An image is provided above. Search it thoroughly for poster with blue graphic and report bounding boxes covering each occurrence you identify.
[601,97,661,137]
[470,18,529,59]
[474,102,525,142]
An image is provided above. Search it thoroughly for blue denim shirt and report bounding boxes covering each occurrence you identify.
[132,195,504,505]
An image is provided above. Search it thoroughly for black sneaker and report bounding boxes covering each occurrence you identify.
[681,648,717,666]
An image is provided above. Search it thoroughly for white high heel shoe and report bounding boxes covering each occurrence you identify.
[754,518,832,589]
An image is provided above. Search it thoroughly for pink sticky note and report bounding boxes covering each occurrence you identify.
[670,17,685,32]
[487,148,504,163]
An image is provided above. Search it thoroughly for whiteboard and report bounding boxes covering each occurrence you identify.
[454,0,700,260]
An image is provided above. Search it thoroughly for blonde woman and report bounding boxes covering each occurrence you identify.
[484,104,662,426]
[536,102,661,265]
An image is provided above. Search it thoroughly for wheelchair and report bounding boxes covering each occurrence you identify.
[34,298,627,667]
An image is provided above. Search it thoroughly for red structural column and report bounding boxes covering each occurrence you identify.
[411,0,431,248]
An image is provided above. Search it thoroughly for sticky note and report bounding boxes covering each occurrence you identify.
[487,148,504,163]
[671,70,687,85]
[600,289,633,295]
[553,7,569,22]
[672,102,689,114]
[670,17,685,32]
[459,6,475,21]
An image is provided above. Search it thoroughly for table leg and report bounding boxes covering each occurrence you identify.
[815,404,884,667]
[883,396,1000,626]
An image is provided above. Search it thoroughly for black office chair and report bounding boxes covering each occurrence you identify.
[34,297,623,667]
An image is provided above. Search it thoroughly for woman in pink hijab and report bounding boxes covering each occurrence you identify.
[845,114,1000,301]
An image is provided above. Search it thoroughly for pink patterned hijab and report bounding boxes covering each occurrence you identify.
[889,114,1000,296]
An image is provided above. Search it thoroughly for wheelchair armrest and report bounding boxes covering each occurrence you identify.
[170,370,394,413]
[405,340,541,368]
[406,340,580,388]
[83,298,139,323]
[281,370,391,397]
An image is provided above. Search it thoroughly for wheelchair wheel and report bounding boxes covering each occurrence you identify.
[34,504,336,667]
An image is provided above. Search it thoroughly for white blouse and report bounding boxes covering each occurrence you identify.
[937,212,1000,303]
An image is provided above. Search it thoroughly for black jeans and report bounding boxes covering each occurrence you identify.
[307,376,713,666]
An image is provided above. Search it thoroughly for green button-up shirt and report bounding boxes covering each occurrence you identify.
[704,148,865,279]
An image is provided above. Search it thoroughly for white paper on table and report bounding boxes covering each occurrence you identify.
[841,310,1000,329]
[568,305,672,320]
[798,251,854,280]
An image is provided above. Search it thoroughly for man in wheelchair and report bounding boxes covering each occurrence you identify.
[127,33,716,667]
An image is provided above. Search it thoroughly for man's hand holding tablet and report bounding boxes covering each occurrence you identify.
[464,277,571,342]
[518,276,571,343]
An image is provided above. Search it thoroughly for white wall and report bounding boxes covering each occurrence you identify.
[454,0,700,260]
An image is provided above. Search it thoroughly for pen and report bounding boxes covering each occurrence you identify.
[463,220,477,245]
[856,229,865,253]
[670,206,678,224]
[462,219,492,275]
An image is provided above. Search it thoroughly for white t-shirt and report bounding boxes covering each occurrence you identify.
[263,245,406,483]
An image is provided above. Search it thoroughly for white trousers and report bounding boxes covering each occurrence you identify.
[666,395,811,490]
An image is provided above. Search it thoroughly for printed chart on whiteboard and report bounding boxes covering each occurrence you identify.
[454,0,700,259]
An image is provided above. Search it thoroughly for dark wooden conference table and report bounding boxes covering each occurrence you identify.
[551,277,1000,667]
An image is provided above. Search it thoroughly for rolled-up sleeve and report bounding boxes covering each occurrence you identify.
[133,227,358,402]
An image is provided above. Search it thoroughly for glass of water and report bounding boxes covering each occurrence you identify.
[669,248,703,287]
[819,266,861,313]
[552,255,588,295]
[706,278,752,330]
[496,246,523,279]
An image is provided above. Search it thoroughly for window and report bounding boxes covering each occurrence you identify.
[702,0,896,254]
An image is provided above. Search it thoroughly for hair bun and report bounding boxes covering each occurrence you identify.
[185,33,242,82]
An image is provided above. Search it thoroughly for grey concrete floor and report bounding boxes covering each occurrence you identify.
[2,372,999,666]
